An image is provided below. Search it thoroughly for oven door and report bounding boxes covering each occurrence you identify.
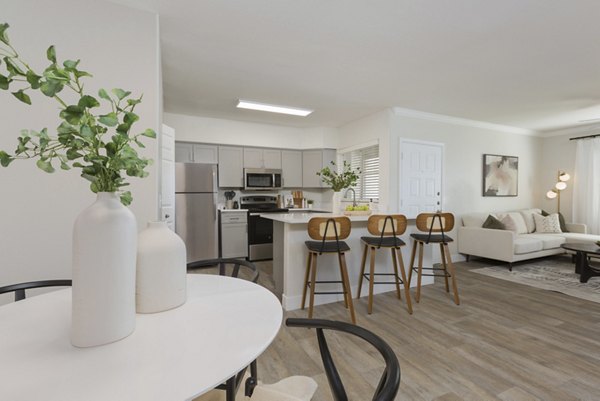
[247,214,273,261]
[245,171,274,190]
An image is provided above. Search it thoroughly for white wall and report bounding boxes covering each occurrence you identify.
[164,112,337,149]
[0,1,161,301]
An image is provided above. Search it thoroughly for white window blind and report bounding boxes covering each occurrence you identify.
[342,145,379,201]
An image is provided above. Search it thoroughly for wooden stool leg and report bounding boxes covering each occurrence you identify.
[308,253,318,318]
[444,244,460,305]
[340,253,357,324]
[338,253,349,309]
[301,252,312,310]
[416,242,424,303]
[357,243,368,299]
[439,243,450,293]
[396,247,413,314]
[368,247,376,314]
[408,240,417,286]
[390,248,402,300]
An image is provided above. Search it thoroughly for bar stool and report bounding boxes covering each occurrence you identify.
[408,212,460,305]
[357,214,413,315]
[301,217,356,324]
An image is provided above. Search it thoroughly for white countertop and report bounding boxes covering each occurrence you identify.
[260,212,371,224]
[219,209,248,213]
[286,208,331,213]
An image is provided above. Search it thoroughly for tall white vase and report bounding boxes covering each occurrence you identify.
[136,221,187,313]
[332,191,342,214]
[71,192,137,348]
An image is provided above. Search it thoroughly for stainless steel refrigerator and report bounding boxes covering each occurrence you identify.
[175,163,219,263]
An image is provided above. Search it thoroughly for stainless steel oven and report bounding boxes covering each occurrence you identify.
[244,168,282,191]
[241,196,288,261]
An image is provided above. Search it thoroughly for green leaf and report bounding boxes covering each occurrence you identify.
[120,191,133,206]
[78,95,100,109]
[0,73,9,90]
[62,59,80,70]
[127,98,142,106]
[99,112,118,127]
[112,88,131,100]
[0,150,13,167]
[4,57,25,76]
[60,161,71,170]
[12,90,31,105]
[59,105,84,125]
[36,159,55,173]
[57,121,78,135]
[74,70,92,78]
[46,45,56,63]
[0,23,9,45]
[123,112,139,125]
[141,129,156,138]
[26,70,42,89]
[66,149,83,160]
[98,88,111,101]
[40,79,64,97]
[134,139,146,148]
[79,125,94,140]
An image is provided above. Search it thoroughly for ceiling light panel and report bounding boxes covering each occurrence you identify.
[237,100,313,117]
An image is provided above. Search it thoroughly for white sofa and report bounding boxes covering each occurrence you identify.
[457,208,600,270]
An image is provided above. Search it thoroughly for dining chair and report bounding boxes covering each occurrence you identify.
[357,214,413,315]
[408,212,460,305]
[188,258,260,401]
[0,280,72,302]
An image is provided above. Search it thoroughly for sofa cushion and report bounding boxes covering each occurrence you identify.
[533,213,562,233]
[462,213,490,228]
[519,208,542,233]
[482,215,505,230]
[500,214,518,233]
[513,237,544,254]
[525,234,566,250]
[496,212,528,234]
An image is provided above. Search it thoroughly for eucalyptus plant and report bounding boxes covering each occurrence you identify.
[0,23,155,205]
[317,160,360,192]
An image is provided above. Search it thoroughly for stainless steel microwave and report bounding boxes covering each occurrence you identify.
[244,168,282,190]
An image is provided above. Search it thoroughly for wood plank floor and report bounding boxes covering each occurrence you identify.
[251,255,600,400]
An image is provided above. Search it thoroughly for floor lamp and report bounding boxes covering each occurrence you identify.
[546,171,570,214]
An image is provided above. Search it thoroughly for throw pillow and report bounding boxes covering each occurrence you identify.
[519,208,542,233]
[482,215,505,230]
[499,214,518,233]
[558,212,569,232]
[496,212,528,234]
[533,213,562,233]
[541,210,549,216]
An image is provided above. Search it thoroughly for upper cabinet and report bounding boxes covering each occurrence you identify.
[218,146,244,187]
[281,150,302,188]
[174,142,218,164]
[302,149,337,188]
[243,148,282,169]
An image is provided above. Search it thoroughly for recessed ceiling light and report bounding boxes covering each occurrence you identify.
[237,100,313,117]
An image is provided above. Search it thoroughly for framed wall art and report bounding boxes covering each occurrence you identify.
[482,154,518,197]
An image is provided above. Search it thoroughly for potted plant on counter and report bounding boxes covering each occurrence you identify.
[0,23,156,347]
[317,160,360,213]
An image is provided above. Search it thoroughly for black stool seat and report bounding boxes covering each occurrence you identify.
[361,236,405,248]
[410,233,454,243]
[305,240,350,253]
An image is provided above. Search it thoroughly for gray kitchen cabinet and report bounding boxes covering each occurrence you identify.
[302,149,337,188]
[175,142,218,164]
[218,146,244,187]
[175,142,194,163]
[281,150,302,188]
[193,144,218,164]
[243,147,282,169]
[219,211,248,258]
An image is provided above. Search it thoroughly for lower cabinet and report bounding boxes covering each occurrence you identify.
[219,212,248,259]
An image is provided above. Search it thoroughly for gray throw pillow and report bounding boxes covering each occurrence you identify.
[482,215,505,230]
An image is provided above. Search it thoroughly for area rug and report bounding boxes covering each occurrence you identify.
[472,256,600,304]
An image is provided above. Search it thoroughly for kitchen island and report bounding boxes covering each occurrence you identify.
[260,212,434,311]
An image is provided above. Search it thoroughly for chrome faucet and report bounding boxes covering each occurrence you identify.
[345,188,357,207]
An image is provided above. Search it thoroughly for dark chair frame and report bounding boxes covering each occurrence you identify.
[286,318,401,401]
[186,258,260,400]
[0,280,72,302]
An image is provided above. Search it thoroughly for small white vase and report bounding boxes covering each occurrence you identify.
[332,191,342,213]
[136,221,187,313]
[71,192,137,347]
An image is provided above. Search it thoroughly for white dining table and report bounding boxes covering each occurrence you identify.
[0,274,283,401]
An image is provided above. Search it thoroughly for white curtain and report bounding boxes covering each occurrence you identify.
[573,137,600,234]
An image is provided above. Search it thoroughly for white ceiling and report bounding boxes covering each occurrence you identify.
[112,0,600,133]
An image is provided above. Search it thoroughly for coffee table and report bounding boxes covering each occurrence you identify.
[561,242,600,283]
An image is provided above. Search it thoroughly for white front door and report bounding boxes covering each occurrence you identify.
[160,124,176,230]
[399,140,443,218]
